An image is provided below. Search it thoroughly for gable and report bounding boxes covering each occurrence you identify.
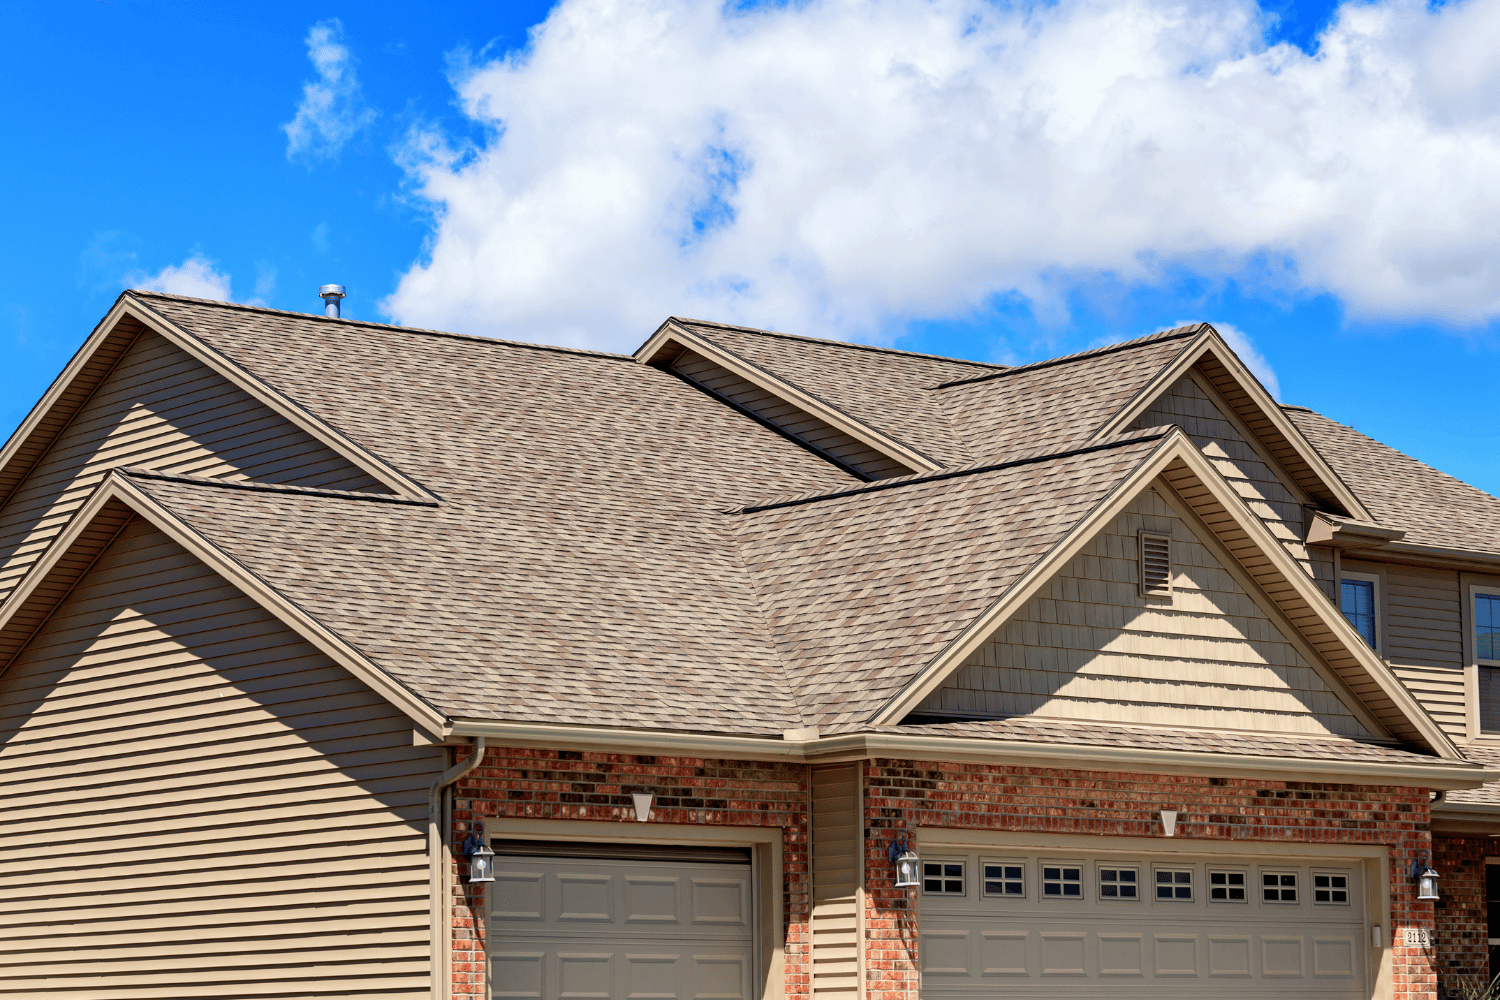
[1129,371,1336,597]
[912,487,1382,740]
[0,328,389,605]
[0,515,444,994]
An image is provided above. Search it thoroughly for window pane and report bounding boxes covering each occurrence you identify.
[1479,594,1500,662]
[1341,580,1377,649]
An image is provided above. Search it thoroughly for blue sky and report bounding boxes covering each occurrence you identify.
[3,0,1497,495]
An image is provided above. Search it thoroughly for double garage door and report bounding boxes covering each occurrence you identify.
[920,846,1372,998]
[489,841,756,1000]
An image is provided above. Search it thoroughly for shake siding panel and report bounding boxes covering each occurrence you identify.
[670,349,911,479]
[918,489,1372,737]
[1132,372,1312,576]
[0,330,389,605]
[1381,563,1465,738]
[0,518,444,998]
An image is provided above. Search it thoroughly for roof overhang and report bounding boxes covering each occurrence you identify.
[634,318,939,475]
[868,428,1461,758]
[1091,326,1372,520]
[1431,800,1500,835]
[444,718,1493,789]
[0,292,437,508]
[1307,512,1408,550]
[0,469,448,735]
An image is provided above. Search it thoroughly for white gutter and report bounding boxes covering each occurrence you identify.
[429,737,485,1000]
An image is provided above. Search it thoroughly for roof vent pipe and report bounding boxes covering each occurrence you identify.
[319,284,346,318]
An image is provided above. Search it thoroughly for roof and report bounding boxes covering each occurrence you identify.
[1287,406,1500,554]
[0,289,1489,772]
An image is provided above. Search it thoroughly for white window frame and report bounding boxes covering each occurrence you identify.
[921,858,968,897]
[1095,862,1141,903]
[1474,585,1500,668]
[1339,571,1382,652]
[1151,864,1195,902]
[1207,867,1250,904]
[1039,859,1086,901]
[1260,868,1301,905]
[1311,868,1353,907]
[980,857,1027,900]
[1463,576,1500,740]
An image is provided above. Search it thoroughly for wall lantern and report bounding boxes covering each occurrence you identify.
[888,837,920,888]
[462,832,495,883]
[1409,853,1440,901]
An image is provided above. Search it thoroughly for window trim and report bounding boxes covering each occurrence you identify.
[1311,869,1352,907]
[1474,585,1500,669]
[1039,859,1086,901]
[921,858,967,897]
[1095,862,1141,903]
[1207,867,1250,904]
[980,857,1027,900]
[1463,575,1500,741]
[1339,571,1382,652]
[1260,868,1301,904]
[1151,864,1195,902]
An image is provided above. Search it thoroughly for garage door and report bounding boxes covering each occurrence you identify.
[489,841,756,1000]
[919,847,1370,998]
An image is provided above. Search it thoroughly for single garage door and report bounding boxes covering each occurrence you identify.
[920,847,1370,998]
[489,841,756,1000]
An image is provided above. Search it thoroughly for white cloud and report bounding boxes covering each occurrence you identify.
[385,0,1500,351]
[282,19,376,159]
[128,256,233,301]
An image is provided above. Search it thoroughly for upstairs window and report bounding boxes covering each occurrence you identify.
[1341,576,1378,650]
[1479,592,1500,664]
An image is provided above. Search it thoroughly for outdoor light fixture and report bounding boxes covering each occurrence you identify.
[1409,853,1440,901]
[463,832,495,883]
[888,837,919,888]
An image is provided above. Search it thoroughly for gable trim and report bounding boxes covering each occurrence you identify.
[634,320,938,475]
[871,429,1459,758]
[0,470,448,735]
[0,294,438,509]
[1089,328,1371,520]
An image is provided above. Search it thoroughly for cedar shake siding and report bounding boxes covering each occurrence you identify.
[0,517,442,997]
[0,328,388,605]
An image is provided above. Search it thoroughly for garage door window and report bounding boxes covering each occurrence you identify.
[982,861,1025,898]
[924,861,966,895]
[1314,872,1350,905]
[1154,868,1193,901]
[1209,869,1247,902]
[1041,864,1083,898]
[1262,871,1299,902]
[1098,866,1138,900]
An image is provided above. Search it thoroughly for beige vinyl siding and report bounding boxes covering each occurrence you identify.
[0,517,443,998]
[917,489,1372,737]
[669,349,912,480]
[810,765,860,1000]
[1358,560,1466,739]
[1132,372,1312,577]
[0,331,388,605]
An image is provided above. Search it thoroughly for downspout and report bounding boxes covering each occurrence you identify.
[429,737,486,1000]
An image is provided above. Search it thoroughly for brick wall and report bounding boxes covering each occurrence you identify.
[1434,835,1490,996]
[447,747,810,1000]
[861,759,1436,999]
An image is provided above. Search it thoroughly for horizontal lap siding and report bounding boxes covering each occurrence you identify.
[0,518,444,998]
[1383,563,1466,739]
[0,331,388,605]
[811,766,860,1000]
[670,350,911,480]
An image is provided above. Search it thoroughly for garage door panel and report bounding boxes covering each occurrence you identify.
[491,852,754,1000]
[920,849,1369,999]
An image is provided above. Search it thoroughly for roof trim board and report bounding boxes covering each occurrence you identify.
[123,295,439,502]
[443,718,1490,789]
[0,470,449,735]
[1091,327,1372,520]
[0,294,439,508]
[871,428,1460,758]
[634,319,939,475]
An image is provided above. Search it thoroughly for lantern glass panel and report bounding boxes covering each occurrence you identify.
[1417,869,1439,901]
[894,851,920,887]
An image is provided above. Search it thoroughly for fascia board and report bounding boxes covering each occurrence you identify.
[442,720,1494,789]
[0,471,449,735]
[0,295,140,503]
[870,430,1191,727]
[635,320,941,475]
[1092,329,1373,521]
[122,296,438,502]
[1164,442,1461,758]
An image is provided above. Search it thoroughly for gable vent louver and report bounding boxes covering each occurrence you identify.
[1138,531,1174,598]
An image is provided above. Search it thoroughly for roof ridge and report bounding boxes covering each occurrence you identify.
[125,290,634,361]
[120,467,440,506]
[934,324,1207,389]
[673,316,1007,370]
[732,430,1168,515]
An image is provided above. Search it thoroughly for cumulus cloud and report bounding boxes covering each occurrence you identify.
[385,0,1500,351]
[128,256,233,301]
[282,19,376,159]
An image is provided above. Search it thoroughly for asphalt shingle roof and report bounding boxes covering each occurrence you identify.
[13,290,1484,766]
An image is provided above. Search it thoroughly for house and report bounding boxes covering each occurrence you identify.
[2,289,1499,999]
